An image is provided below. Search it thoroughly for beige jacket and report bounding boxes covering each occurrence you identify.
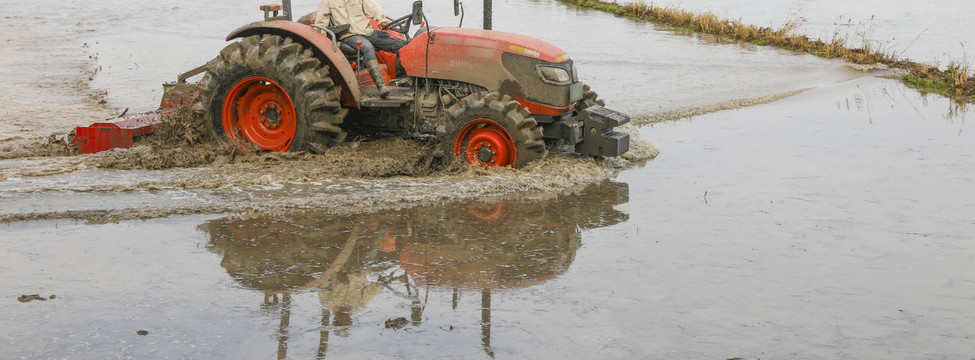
[315,0,386,39]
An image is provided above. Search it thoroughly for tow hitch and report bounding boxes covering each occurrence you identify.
[574,105,630,157]
[545,105,630,158]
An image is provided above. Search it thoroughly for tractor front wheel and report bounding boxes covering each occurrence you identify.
[440,93,545,168]
[196,34,347,153]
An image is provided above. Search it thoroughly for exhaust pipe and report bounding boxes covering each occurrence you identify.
[283,0,292,21]
[483,0,491,30]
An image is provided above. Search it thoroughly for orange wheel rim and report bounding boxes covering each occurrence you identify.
[222,76,297,151]
[453,119,517,168]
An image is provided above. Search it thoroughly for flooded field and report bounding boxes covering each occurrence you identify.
[3,0,975,358]
[654,0,974,69]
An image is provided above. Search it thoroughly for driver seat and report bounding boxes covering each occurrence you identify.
[297,12,404,87]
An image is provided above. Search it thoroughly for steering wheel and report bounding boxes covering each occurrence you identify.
[382,14,412,35]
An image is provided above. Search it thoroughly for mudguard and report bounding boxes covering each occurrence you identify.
[227,20,362,107]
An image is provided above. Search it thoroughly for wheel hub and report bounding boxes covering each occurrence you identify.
[221,76,297,151]
[261,104,282,129]
[476,143,494,163]
[453,119,517,167]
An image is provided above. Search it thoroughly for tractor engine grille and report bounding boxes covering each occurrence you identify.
[500,53,576,108]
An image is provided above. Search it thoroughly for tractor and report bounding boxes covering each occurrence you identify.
[165,0,630,168]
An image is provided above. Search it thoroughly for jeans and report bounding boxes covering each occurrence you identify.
[340,30,407,63]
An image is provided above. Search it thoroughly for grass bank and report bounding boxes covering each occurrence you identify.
[558,0,974,102]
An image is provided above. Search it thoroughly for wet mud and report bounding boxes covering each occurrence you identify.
[17,294,56,303]
[384,318,410,329]
[0,99,657,223]
[0,90,657,221]
[2,99,655,222]
[0,106,438,174]
[0,135,77,160]
[93,107,235,170]
[0,135,655,223]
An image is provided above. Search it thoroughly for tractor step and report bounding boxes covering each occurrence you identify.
[360,86,413,108]
[73,113,164,154]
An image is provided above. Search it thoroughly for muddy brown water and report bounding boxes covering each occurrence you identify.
[2,0,975,358]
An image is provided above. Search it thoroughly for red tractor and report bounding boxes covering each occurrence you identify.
[167,0,629,168]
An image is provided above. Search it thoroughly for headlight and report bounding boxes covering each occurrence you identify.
[571,63,579,82]
[535,65,572,85]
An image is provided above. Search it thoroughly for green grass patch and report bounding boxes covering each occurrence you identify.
[566,0,627,15]
[902,74,953,95]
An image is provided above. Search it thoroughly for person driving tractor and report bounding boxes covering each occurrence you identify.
[316,0,406,98]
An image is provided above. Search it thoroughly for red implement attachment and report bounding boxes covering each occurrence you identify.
[73,81,199,154]
[74,113,163,154]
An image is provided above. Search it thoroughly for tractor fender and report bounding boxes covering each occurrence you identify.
[227,21,361,107]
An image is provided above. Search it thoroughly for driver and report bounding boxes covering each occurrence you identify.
[316,0,406,98]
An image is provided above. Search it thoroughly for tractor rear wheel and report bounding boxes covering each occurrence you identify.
[441,93,545,168]
[196,34,347,153]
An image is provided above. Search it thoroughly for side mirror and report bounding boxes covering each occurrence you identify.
[453,0,460,16]
[412,1,423,25]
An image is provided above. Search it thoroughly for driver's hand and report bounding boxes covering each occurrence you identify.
[379,19,391,28]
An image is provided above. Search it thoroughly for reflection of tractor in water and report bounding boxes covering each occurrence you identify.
[163,0,629,168]
[203,180,629,358]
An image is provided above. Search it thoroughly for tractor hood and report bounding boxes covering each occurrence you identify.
[399,27,576,112]
[427,27,569,63]
[400,27,570,83]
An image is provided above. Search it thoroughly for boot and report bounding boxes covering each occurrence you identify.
[364,60,390,99]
